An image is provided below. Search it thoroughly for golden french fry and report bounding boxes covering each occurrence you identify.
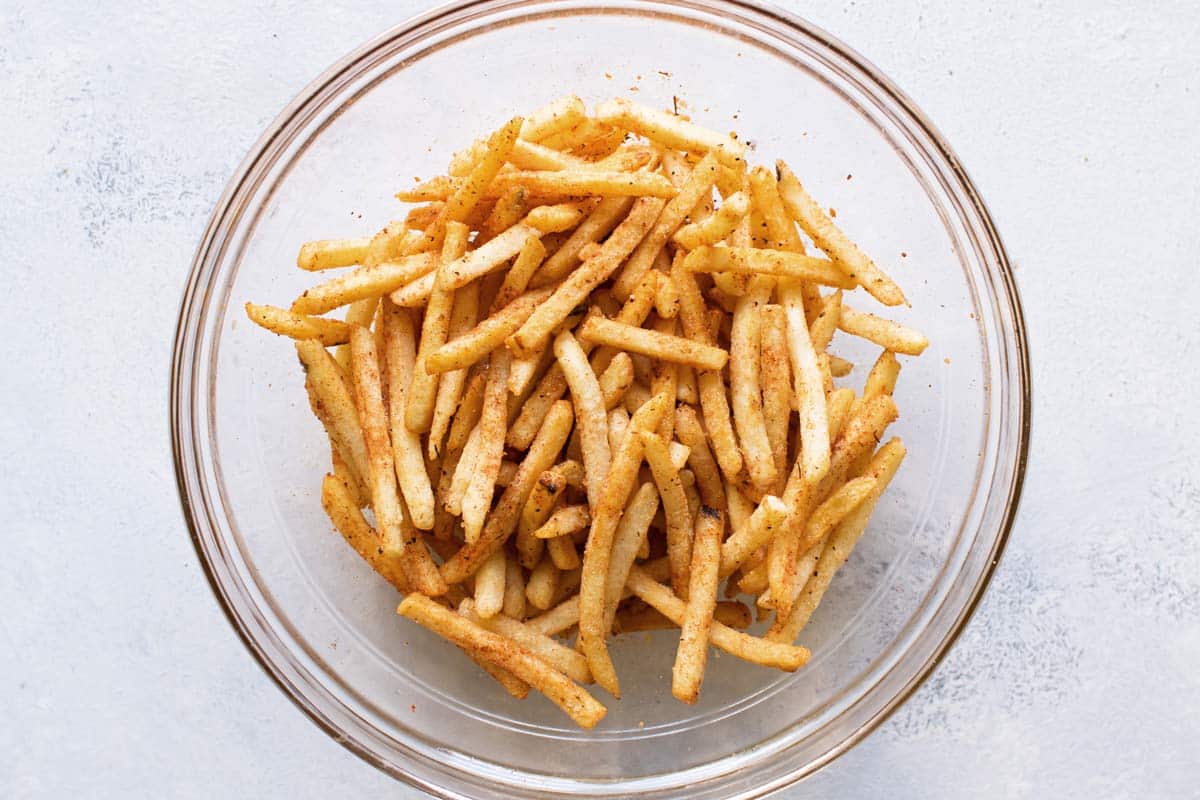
[672,505,723,703]
[459,599,592,684]
[532,504,591,539]
[321,474,410,593]
[718,495,789,578]
[503,554,527,619]
[428,282,480,459]
[554,330,611,510]
[597,351,634,410]
[440,400,574,584]
[380,301,437,529]
[476,185,529,244]
[525,554,560,611]
[245,302,352,346]
[475,550,508,619]
[730,278,778,490]
[792,475,876,559]
[672,406,725,515]
[577,316,728,371]
[838,305,929,356]
[517,459,584,568]
[829,355,854,377]
[780,279,831,483]
[520,95,587,142]
[333,296,379,370]
[297,237,371,271]
[654,271,681,319]
[672,191,749,250]
[547,533,581,571]
[748,165,805,252]
[440,117,523,235]
[292,252,439,315]
[808,289,842,350]
[397,594,606,728]
[539,118,623,159]
[295,340,370,483]
[425,286,555,374]
[776,160,906,306]
[446,423,483,518]
[613,152,720,299]
[510,198,665,357]
[639,431,695,598]
[491,169,677,200]
[535,197,634,284]
[615,600,752,633]
[601,482,661,635]
[441,223,541,291]
[759,304,792,489]
[825,386,857,443]
[525,201,593,233]
[461,351,511,543]
[681,246,855,289]
[595,98,746,168]
[579,392,670,697]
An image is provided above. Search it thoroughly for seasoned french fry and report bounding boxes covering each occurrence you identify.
[673,191,749,250]
[446,424,483,518]
[292,252,439,315]
[615,600,753,633]
[730,278,778,490]
[459,599,592,684]
[297,237,372,271]
[503,554,527,619]
[475,550,508,619]
[511,198,665,357]
[517,459,584,568]
[780,279,831,482]
[539,118,623,159]
[672,505,723,703]
[554,330,611,511]
[600,482,661,635]
[718,495,789,578]
[398,594,606,728]
[492,170,677,200]
[535,197,634,284]
[380,301,437,529]
[654,271,681,320]
[640,431,695,598]
[838,305,929,356]
[425,286,555,374]
[748,165,805,252]
[525,201,593,233]
[245,303,352,346]
[461,351,511,543]
[532,504,591,539]
[682,246,856,289]
[613,152,720,299]
[441,223,541,291]
[759,304,792,489]
[428,282,480,459]
[439,117,523,237]
[595,98,747,168]
[547,533,581,571]
[829,355,854,377]
[577,316,728,371]
[598,351,634,410]
[321,474,410,593]
[520,95,587,142]
[792,475,876,558]
[809,290,842,350]
[296,340,370,484]
[776,160,906,306]
[525,554,560,611]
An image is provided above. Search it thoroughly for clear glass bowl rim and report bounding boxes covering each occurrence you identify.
[170,0,1032,796]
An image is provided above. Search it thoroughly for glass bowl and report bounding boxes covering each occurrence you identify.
[171,0,1030,796]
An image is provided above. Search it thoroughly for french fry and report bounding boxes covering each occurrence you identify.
[730,277,778,490]
[476,185,529,244]
[535,197,634,284]
[439,117,523,237]
[615,600,753,633]
[595,98,746,168]
[672,406,725,515]
[245,303,352,346]
[780,279,831,482]
[461,351,511,543]
[297,237,371,271]
[428,282,480,459]
[440,223,541,291]
[539,118,623,159]
[640,431,695,598]
[829,355,854,377]
[380,301,437,529]
[440,400,574,584]
[525,201,593,233]
[654,271,681,319]
[672,191,750,250]
[525,554,560,611]
[525,595,583,637]
[748,165,805,252]
[600,482,661,635]
[838,305,929,356]
[769,439,906,643]
[717,495,789,578]
[425,286,555,374]
[459,599,592,684]
[510,198,665,357]
[320,474,410,593]
[681,246,856,289]
[776,160,906,307]
[292,252,439,315]
[517,459,584,568]
[613,153,720,299]
[547,533,581,571]
[759,304,792,489]
[532,504,591,539]
[446,424,483,518]
[519,94,587,142]
[577,316,728,371]
[672,506,723,703]
[809,290,842,350]
[504,554,527,619]
[491,170,677,200]
[349,327,445,596]
[579,392,670,697]
[624,567,809,670]
[295,340,370,484]
[333,296,379,370]
[597,351,634,410]
[676,364,698,405]
[792,475,876,558]
[554,330,611,511]
[397,594,606,728]
[475,550,508,619]
[825,386,858,443]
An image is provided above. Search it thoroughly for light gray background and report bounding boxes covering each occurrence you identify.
[2,1,1198,797]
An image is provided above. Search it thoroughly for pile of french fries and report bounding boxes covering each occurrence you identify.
[246,95,928,729]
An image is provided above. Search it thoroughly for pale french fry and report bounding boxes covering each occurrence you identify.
[730,278,778,490]
[676,364,698,405]
[624,567,809,670]
[428,282,480,459]
[547,534,581,571]
[672,505,723,703]
[446,424,483,518]
[460,599,592,684]
[491,170,676,200]
[673,190,749,250]
[504,554,527,620]
[321,474,410,593]
[759,304,792,489]
[329,442,367,508]
[511,198,665,357]
[245,303,352,346]
[292,252,438,315]
[780,279,831,482]
[297,237,371,271]
[461,351,511,543]
[577,316,728,371]
[640,431,695,598]
[525,555,560,611]
[600,482,661,635]
[296,340,370,483]
[838,305,929,356]
[598,351,634,410]
[349,327,445,595]
[525,201,593,233]
[520,95,587,142]
[776,160,906,306]
[397,594,606,728]
[425,286,555,374]
[475,550,508,619]
[441,400,574,584]
[554,330,611,510]
[613,152,720,299]
[380,301,437,529]
[579,392,670,697]
[535,197,634,284]
[607,407,631,452]
[717,495,789,578]
[769,439,906,643]
[517,459,584,568]
[532,504,591,539]
[681,246,855,289]
[595,98,746,168]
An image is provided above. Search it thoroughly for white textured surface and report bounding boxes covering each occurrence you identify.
[2,1,1198,797]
